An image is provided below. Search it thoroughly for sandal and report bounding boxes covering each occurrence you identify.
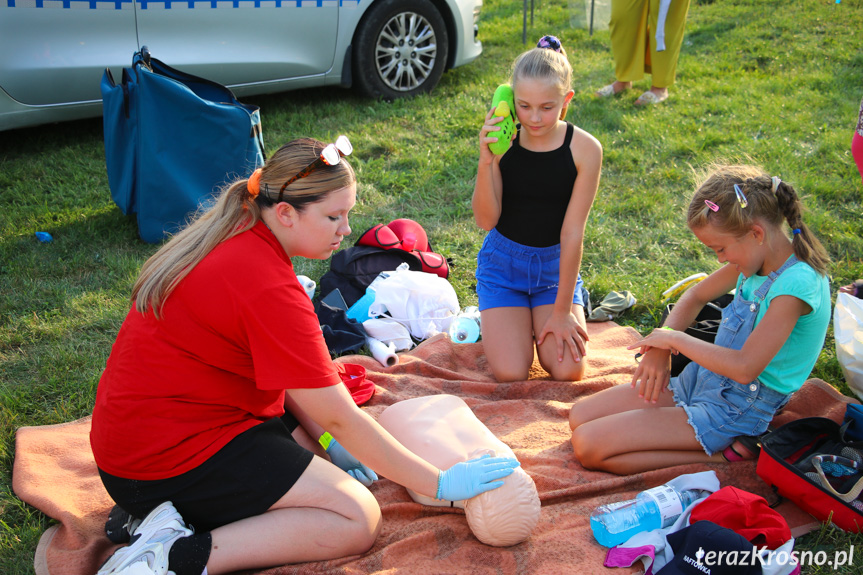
[595,83,627,98]
[634,90,668,106]
[722,435,763,462]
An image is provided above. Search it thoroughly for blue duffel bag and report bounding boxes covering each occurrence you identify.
[101,46,265,243]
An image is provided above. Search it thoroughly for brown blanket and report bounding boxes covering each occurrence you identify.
[12,322,858,575]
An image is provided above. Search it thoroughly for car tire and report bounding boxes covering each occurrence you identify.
[353,0,449,99]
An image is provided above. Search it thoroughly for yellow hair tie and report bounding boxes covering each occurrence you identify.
[247,168,263,199]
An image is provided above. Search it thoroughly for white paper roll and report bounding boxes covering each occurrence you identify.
[295,275,316,300]
[367,338,398,367]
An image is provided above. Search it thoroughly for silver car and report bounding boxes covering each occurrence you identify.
[0,0,482,131]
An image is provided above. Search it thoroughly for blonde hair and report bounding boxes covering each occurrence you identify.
[511,39,573,120]
[132,138,356,317]
[687,164,829,275]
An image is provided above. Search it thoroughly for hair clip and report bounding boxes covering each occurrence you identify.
[771,176,782,193]
[537,35,562,53]
[247,168,262,199]
[734,184,748,208]
[704,200,719,212]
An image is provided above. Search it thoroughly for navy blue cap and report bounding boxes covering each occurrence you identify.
[656,520,762,575]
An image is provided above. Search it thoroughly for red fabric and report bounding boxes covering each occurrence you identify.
[690,486,792,549]
[337,363,375,406]
[90,222,341,480]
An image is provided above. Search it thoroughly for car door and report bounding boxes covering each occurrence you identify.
[135,2,340,89]
[0,2,138,106]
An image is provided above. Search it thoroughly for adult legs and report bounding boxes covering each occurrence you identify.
[206,456,382,573]
[647,0,691,90]
[533,303,588,382]
[608,0,649,89]
[481,306,536,382]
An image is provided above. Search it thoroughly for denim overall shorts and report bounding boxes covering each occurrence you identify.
[669,256,799,455]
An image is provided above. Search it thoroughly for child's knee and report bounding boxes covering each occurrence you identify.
[541,358,586,382]
[488,360,530,382]
[492,368,530,382]
[568,401,586,430]
[570,426,604,471]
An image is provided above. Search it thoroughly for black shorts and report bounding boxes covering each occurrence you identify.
[99,412,314,532]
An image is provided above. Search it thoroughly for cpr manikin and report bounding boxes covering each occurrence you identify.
[377,395,541,546]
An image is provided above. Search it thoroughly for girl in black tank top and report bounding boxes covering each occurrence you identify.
[471,35,602,384]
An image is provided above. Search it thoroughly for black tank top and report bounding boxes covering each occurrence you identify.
[496,122,578,247]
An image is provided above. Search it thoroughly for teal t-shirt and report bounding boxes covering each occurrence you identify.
[736,258,831,394]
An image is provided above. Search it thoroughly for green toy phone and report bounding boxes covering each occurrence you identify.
[488,84,516,155]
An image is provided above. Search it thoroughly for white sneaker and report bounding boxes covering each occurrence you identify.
[98,502,192,575]
[97,542,167,575]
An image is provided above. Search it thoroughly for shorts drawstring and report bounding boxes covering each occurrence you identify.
[526,252,542,294]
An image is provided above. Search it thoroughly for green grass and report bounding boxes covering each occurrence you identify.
[2,0,862,572]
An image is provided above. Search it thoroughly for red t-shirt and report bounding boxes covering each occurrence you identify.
[91,222,341,480]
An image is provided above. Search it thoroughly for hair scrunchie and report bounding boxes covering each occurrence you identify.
[771,176,782,193]
[537,35,562,53]
[247,168,263,199]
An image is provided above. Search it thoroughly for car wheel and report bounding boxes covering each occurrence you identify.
[354,0,449,99]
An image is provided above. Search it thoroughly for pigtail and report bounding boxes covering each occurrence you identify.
[773,180,830,275]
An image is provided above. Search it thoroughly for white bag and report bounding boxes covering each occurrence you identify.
[368,269,459,340]
[363,317,414,351]
[834,292,863,401]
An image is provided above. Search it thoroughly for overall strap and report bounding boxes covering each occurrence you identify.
[754,255,799,302]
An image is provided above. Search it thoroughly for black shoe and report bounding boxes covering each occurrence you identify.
[104,504,141,544]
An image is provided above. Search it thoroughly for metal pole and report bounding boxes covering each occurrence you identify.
[589,0,595,36]
[523,0,528,44]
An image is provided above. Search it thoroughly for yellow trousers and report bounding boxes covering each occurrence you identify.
[609,0,691,88]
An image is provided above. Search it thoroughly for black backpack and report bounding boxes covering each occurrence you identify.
[317,245,424,308]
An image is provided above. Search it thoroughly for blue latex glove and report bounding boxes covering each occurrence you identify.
[437,454,520,501]
[326,437,378,487]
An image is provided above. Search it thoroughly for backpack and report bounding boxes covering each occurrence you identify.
[356,218,451,279]
[318,245,424,308]
[661,293,734,376]
[756,417,863,532]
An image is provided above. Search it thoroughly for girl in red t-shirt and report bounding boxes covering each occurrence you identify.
[92,137,519,575]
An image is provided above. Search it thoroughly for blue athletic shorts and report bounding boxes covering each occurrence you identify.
[476,228,585,311]
[669,361,790,456]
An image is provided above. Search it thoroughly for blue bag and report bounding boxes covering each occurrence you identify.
[101,47,265,243]
[846,404,863,442]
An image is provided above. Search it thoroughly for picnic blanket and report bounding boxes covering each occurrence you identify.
[12,322,858,575]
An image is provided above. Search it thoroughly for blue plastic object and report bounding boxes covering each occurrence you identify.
[590,485,702,548]
[449,306,481,343]
[35,232,53,243]
[346,290,376,322]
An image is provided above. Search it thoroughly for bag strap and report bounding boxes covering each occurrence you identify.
[812,455,863,502]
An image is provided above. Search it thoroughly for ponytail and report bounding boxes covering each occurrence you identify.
[132,180,258,318]
[773,179,830,275]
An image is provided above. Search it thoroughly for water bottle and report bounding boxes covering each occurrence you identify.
[449,306,481,344]
[590,485,704,548]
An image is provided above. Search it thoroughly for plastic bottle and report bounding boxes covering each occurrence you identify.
[449,306,482,344]
[590,485,704,548]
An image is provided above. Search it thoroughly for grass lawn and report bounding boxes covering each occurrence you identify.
[2,0,863,572]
